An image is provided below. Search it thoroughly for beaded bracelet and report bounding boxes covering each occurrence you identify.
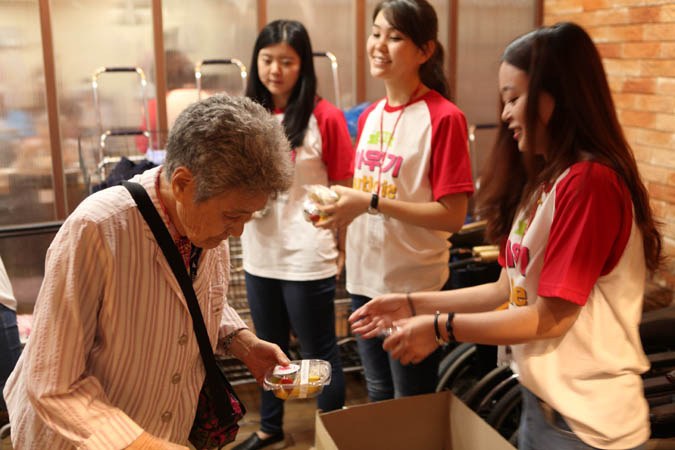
[222,327,247,355]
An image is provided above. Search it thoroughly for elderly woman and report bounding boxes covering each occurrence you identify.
[4,94,294,450]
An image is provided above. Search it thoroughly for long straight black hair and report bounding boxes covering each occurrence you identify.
[246,20,317,149]
[373,0,450,100]
[478,22,662,271]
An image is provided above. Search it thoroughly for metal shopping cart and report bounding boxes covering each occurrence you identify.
[78,66,166,194]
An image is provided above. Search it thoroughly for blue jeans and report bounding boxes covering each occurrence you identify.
[244,273,346,434]
[1,304,22,411]
[350,294,441,402]
[519,385,647,450]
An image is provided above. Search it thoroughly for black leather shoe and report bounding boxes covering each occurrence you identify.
[232,431,285,450]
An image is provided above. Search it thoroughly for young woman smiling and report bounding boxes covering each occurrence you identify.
[317,0,474,402]
[349,22,662,450]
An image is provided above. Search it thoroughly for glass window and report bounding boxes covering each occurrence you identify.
[0,1,58,226]
[162,0,257,99]
[456,0,535,194]
[268,0,355,110]
[50,0,155,208]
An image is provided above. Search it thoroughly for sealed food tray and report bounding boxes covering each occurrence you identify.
[263,359,331,400]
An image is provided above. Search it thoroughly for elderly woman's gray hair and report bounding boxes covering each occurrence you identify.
[163,94,294,202]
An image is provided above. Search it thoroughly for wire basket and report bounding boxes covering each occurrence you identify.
[216,236,255,384]
[227,236,249,312]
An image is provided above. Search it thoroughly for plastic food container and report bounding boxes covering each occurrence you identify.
[263,359,332,400]
[302,185,339,223]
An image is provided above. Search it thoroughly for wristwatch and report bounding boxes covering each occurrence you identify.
[367,193,379,215]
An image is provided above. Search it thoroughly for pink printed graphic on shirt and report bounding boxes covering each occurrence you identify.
[505,239,529,277]
[355,148,404,178]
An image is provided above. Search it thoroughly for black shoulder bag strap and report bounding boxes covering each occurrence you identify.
[122,180,240,419]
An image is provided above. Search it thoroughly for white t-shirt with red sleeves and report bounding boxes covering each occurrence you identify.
[499,161,650,449]
[346,90,473,298]
[241,98,354,281]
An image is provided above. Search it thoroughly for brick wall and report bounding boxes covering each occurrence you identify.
[543,1,675,308]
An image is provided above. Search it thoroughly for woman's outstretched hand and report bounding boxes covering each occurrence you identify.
[348,293,412,339]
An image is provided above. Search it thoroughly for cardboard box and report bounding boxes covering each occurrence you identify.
[315,390,516,450]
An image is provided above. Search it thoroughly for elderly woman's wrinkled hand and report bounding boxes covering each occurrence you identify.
[249,342,290,385]
[233,330,291,385]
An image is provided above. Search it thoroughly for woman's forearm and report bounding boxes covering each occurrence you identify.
[377,193,467,232]
[409,268,510,315]
[447,295,582,345]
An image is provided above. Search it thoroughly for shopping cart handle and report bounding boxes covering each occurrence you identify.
[103,129,149,137]
[103,67,139,73]
[313,51,338,63]
[201,59,235,65]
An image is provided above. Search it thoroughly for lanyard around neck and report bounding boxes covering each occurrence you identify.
[376,83,423,195]
[521,183,549,243]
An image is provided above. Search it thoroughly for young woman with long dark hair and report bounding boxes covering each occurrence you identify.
[349,22,661,450]
[235,20,353,450]
[317,0,474,402]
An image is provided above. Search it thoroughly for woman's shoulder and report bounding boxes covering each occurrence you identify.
[556,161,628,200]
[311,98,350,130]
[313,97,341,117]
[421,90,466,121]
[563,160,620,182]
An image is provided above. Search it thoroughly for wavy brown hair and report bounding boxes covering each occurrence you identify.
[478,22,662,271]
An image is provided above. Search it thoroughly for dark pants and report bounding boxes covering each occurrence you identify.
[350,294,441,402]
[0,304,21,411]
[245,272,346,434]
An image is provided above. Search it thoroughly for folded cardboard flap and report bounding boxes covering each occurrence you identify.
[315,390,516,450]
